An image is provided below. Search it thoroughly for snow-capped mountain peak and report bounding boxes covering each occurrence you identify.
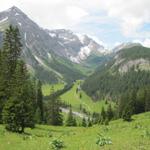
[46,29,108,63]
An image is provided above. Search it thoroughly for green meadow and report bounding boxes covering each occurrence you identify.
[42,83,65,96]
[61,81,114,113]
[0,112,149,150]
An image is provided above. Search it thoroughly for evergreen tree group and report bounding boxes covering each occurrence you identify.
[66,106,77,126]
[0,25,36,132]
[35,80,44,123]
[46,87,63,126]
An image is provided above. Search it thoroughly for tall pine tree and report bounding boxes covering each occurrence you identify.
[106,104,114,121]
[66,107,77,126]
[1,25,35,132]
[47,97,63,126]
[36,80,43,123]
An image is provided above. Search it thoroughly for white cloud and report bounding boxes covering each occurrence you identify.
[100,0,150,37]
[1,0,150,47]
[133,39,150,48]
[143,39,150,48]
[66,6,88,23]
[0,0,100,29]
[114,42,121,47]
[87,35,107,47]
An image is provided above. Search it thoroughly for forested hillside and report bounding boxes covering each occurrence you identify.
[83,46,150,118]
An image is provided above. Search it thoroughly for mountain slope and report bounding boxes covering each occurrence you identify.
[46,29,109,64]
[0,7,93,83]
[0,6,110,83]
[112,42,142,53]
[82,45,150,100]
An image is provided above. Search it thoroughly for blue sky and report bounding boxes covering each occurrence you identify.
[1,0,150,49]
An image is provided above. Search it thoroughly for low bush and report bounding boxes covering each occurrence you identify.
[96,133,112,147]
[50,138,64,150]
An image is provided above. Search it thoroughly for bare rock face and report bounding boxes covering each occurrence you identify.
[118,59,150,73]
[111,45,150,74]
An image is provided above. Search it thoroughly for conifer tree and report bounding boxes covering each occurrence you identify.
[82,117,87,127]
[0,50,4,122]
[1,26,35,132]
[145,87,150,111]
[36,80,43,123]
[2,61,35,132]
[122,102,132,122]
[47,96,63,126]
[0,26,22,116]
[100,106,106,124]
[87,117,92,127]
[136,89,145,113]
[35,107,41,124]
[66,107,77,126]
[106,104,114,121]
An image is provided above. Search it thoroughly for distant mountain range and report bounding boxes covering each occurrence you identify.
[0,6,110,83]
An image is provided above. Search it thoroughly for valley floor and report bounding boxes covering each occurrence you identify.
[42,81,115,114]
[0,112,150,150]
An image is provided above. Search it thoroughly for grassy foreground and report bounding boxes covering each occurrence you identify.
[0,112,150,150]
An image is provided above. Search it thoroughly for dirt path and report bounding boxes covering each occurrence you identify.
[61,108,89,119]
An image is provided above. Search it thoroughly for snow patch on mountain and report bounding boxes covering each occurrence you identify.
[49,33,56,37]
[48,53,52,60]
[76,33,85,44]
[34,56,44,66]
[70,56,80,64]
[78,46,91,60]
[18,22,22,26]
[24,32,26,41]
[15,13,19,16]
[0,17,8,23]
[58,41,64,47]
[70,46,92,63]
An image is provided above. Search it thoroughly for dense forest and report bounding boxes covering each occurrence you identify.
[82,46,150,120]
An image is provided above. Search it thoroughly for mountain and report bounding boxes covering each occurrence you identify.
[46,29,108,64]
[0,6,109,83]
[112,42,142,53]
[82,45,150,100]
[46,29,110,68]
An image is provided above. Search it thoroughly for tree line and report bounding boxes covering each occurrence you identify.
[83,54,150,121]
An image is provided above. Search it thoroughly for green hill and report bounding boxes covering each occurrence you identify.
[0,112,149,150]
[83,46,150,100]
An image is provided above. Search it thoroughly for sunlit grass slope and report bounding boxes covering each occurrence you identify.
[60,81,114,113]
[0,112,149,150]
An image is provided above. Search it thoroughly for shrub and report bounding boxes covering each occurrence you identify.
[0,129,5,136]
[50,138,64,150]
[96,134,112,147]
[141,129,150,138]
[134,123,143,129]
[47,131,53,138]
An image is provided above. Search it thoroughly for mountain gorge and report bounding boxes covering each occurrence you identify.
[0,6,109,83]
